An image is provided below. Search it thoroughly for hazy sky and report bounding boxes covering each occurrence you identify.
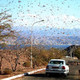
[0,0,80,29]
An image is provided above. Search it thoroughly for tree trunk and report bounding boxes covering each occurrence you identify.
[13,54,19,72]
[0,56,3,74]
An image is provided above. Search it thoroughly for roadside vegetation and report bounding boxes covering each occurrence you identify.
[0,45,80,75]
[74,47,80,59]
[0,46,65,75]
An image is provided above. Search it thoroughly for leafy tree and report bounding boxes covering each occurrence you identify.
[49,48,65,59]
[74,47,80,59]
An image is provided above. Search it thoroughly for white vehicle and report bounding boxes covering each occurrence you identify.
[46,59,69,76]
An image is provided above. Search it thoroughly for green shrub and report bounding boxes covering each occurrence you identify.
[23,62,30,67]
[3,68,12,74]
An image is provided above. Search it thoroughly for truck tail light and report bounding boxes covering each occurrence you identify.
[46,65,49,69]
[62,66,65,69]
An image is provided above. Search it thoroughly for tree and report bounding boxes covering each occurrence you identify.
[8,50,20,72]
[49,48,65,59]
[74,47,80,59]
[0,10,15,74]
[0,10,15,43]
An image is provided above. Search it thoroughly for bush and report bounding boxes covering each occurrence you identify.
[3,68,12,74]
[17,69,22,72]
[23,62,30,67]
[74,48,80,59]
[0,70,1,74]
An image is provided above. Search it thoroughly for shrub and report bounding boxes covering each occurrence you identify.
[3,68,12,74]
[17,69,22,72]
[74,48,80,59]
[0,70,1,74]
[23,62,30,67]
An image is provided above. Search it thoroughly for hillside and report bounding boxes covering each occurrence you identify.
[65,45,80,58]
[0,46,65,74]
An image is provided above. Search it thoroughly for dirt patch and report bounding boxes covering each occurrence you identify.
[0,66,45,79]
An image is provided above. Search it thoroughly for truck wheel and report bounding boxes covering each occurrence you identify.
[62,73,68,77]
[46,72,50,76]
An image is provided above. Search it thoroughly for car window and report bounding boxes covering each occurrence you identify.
[50,61,64,64]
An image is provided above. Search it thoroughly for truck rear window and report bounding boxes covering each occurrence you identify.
[50,61,64,64]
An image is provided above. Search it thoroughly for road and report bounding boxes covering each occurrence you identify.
[15,65,80,80]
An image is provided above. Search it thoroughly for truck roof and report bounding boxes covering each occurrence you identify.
[50,59,65,61]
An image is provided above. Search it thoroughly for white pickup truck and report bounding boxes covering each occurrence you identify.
[46,59,69,76]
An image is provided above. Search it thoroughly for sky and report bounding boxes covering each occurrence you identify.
[0,0,80,31]
[0,0,80,45]
[0,0,80,28]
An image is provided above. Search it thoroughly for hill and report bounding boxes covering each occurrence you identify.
[65,45,80,57]
[12,26,80,46]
